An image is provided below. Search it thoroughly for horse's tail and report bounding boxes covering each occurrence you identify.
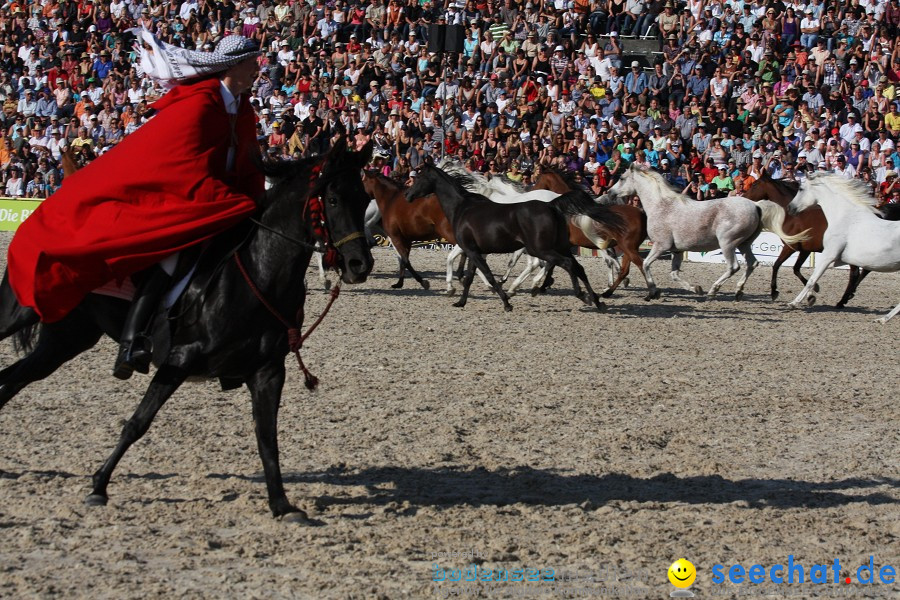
[0,270,41,354]
[552,190,626,238]
[755,200,810,246]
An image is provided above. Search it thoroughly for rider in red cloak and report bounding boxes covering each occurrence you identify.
[7,34,265,379]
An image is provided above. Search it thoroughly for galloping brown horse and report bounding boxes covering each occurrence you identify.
[533,166,655,299]
[361,170,454,289]
[743,173,880,307]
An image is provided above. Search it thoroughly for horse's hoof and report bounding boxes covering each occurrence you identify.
[622,278,630,288]
[323,280,331,291]
[281,510,311,524]
[530,287,540,297]
[601,288,614,298]
[507,290,517,298]
[391,281,404,289]
[85,494,108,507]
[813,283,820,293]
[452,300,466,308]
[771,290,780,301]
[876,317,888,325]
[806,295,816,306]
[694,286,704,295]
[421,280,431,290]
[596,302,607,313]
[545,276,555,288]
[445,287,456,296]
[835,302,845,309]
[503,303,513,312]
[734,291,744,302]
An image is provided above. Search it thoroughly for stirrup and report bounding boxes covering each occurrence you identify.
[112,337,152,380]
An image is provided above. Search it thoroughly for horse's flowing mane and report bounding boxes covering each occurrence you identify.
[367,170,404,191]
[543,165,589,193]
[802,173,880,214]
[630,164,688,202]
[759,171,800,196]
[426,164,484,200]
[492,174,528,194]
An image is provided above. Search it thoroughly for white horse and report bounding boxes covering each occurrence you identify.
[606,164,809,300]
[437,160,623,295]
[786,175,900,322]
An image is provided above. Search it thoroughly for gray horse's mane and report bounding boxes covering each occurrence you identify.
[629,164,688,202]
[434,159,484,193]
[802,173,880,214]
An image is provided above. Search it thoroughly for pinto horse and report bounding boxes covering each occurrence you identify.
[405,164,624,311]
[0,139,375,520]
[744,172,900,307]
[533,166,655,299]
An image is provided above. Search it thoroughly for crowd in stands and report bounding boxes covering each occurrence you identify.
[3,0,900,206]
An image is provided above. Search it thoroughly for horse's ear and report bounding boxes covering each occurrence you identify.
[330,135,348,156]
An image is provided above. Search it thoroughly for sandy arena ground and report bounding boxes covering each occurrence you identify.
[0,241,898,600]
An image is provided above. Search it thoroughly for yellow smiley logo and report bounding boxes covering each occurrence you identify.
[668,558,697,589]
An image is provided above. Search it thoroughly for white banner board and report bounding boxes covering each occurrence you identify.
[686,232,813,267]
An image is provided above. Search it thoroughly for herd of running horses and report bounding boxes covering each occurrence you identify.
[1,139,899,520]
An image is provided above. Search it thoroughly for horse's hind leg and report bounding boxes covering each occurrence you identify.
[0,320,103,411]
[86,363,189,506]
[446,245,464,295]
[453,256,478,308]
[707,246,741,298]
[837,267,869,309]
[733,242,758,301]
[876,299,900,324]
[391,239,430,290]
[500,248,526,283]
[669,252,703,295]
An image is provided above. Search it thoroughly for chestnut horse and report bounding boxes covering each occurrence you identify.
[744,173,900,307]
[533,166,655,299]
[361,171,494,292]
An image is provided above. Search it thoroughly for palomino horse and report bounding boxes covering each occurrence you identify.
[533,166,658,299]
[361,170,493,291]
[787,174,900,322]
[744,173,900,307]
[605,164,809,300]
[405,164,625,311]
[0,139,375,520]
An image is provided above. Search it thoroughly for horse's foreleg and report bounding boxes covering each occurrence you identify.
[87,363,189,506]
[792,251,814,291]
[876,299,900,324]
[446,245,464,294]
[641,245,666,300]
[562,255,604,310]
[669,251,703,295]
[314,252,331,290]
[837,266,869,309]
[600,248,621,288]
[247,361,307,521]
[0,271,38,342]
[507,254,539,296]
[789,255,836,308]
[462,251,513,311]
[453,255,478,308]
[500,248,527,283]
[770,244,795,301]
[732,243,758,301]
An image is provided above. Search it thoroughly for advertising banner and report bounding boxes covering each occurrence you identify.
[686,232,813,267]
[0,198,41,232]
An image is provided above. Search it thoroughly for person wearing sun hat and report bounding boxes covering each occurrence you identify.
[8,34,266,380]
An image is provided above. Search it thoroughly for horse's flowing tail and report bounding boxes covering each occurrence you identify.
[756,200,810,246]
[552,190,626,238]
[0,270,40,354]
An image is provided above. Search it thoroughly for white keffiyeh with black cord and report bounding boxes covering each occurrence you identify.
[131,28,261,89]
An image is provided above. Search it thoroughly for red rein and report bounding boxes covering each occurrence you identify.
[234,161,342,390]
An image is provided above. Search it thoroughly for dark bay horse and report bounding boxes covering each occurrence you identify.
[361,170,449,290]
[0,139,374,521]
[533,166,654,299]
[405,164,624,311]
[744,173,900,307]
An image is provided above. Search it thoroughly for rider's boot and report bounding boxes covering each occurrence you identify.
[113,267,170,380]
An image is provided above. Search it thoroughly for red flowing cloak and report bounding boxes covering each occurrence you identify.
[8,77,264,323]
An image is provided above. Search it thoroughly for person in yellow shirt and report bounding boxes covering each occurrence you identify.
[589,76,606,100]
[885,102,900,134]
[883,77,896,101]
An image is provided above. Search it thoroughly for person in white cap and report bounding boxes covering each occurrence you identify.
[839,112,863,145]
[8,33,265,380]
